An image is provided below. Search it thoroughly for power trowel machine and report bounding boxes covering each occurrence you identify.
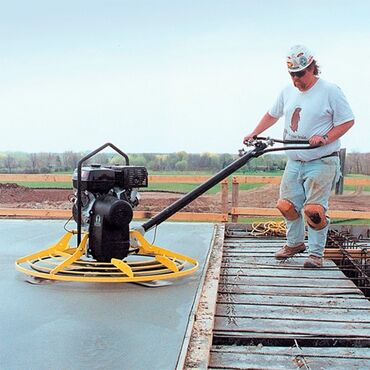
[16,138,317,283]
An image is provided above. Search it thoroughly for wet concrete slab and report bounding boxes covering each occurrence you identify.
[0,220,214,370]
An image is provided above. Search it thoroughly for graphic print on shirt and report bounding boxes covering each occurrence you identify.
[290,107,301,132]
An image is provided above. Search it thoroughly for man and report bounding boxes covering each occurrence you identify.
[243,45,354,268]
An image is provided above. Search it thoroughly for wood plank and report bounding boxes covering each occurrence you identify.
[211,345,370,359]
[209,348,370,370]
[231,174,370,186]
[215,303,370,323]
[133,211,228,222]
[0,208,228,222]
[182,224,225,370]
[220,267,347,278]
[213,316,370,338]
[218,284,363,296]
[0,173,227,184]
[232,207,370,220]
[221,255,336,266]
[0,174,71,182]
[219,275,357,289]
[232,175,281,185]
[217,292,370,309]
[149,175,212,183]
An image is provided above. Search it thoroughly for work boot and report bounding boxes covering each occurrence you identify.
[303,255,323,268]
[275,243,306,260]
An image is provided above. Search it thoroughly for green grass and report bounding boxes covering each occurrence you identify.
[344,185,370,192]
[1,181,72,189]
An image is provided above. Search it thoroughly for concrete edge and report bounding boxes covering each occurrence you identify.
[177,223,225,370]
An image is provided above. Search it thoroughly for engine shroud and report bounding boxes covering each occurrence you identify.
[72,164,148,261]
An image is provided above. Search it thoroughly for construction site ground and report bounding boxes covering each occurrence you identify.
[1,183,370,213]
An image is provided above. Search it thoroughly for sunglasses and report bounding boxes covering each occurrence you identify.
[289,69,307,78]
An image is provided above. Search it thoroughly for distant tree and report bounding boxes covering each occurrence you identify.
[62,151,80,171]
[29,153,39,173]
[175,160,187,171]
[219,153,235,169]
[55,155,62,171]
[4,155,17,173]
[130,154,146,166]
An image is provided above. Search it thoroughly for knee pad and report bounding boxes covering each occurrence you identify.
[276,199,299,220]
[304,204,327,230]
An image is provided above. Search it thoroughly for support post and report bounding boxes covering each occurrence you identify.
[335,148,346,195]
[231,177,239,223]
[221,179,229,215]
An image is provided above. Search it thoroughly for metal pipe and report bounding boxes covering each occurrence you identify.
[141,146,266,232]
[141,139,317,232]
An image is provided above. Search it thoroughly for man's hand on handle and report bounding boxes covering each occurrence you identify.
[243,133,256,145]
[309,135,328,146]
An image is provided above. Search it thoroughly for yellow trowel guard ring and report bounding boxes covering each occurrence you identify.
[15,230,198,283]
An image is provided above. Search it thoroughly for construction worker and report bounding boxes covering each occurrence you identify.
[243,45,354,268]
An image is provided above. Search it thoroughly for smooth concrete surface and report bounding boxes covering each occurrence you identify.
[0,220,214,370]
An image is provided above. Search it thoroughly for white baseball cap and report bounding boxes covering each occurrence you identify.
[286,45,314,72]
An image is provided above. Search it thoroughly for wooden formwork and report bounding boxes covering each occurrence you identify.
[181,223,370,369]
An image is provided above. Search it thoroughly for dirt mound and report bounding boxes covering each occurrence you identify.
[0,183,369,214]
[0,185,220,213]
[0,184,73,203]
[137,192,221,213]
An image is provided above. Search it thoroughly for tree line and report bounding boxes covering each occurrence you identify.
[0,150,368,175]
[0,150,287,174]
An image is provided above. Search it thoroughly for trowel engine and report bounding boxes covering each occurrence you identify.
[72,165,148,262]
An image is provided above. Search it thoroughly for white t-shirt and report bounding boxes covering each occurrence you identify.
[268,78,354,161]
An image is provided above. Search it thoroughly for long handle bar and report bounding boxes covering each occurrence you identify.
[141,139,319,232]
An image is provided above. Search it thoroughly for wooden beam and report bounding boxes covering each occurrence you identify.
[0,208,72,218]
[0,174,71,182]
[0,208,228,222]
[233,175,281,184]
[182,224,225,370]
[134,211,228,222]
[2,173,369,186]
[0,174,228,185]
[232,207,370,220]
[231,175,370,186]
[148,175,228,184]
[324,248,366,259]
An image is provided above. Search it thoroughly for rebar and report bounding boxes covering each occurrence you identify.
[326,230,370,298]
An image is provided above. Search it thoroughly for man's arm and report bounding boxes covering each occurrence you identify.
[243,112,279,144]
[309,120,355,146]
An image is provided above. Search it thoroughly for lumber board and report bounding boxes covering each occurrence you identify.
[218,274,357,288]
[0,208,227,222]
[218,283,363,296]
[182,224,225,370]
[215,303,370,323]
[213,316,370,338]
[211,345,370,358]
[209,347,370,369]
[217,292,370,309]
[220,266,347,278]
[232,207,370,219]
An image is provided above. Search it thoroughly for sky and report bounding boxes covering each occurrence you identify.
[1,0,369,154]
